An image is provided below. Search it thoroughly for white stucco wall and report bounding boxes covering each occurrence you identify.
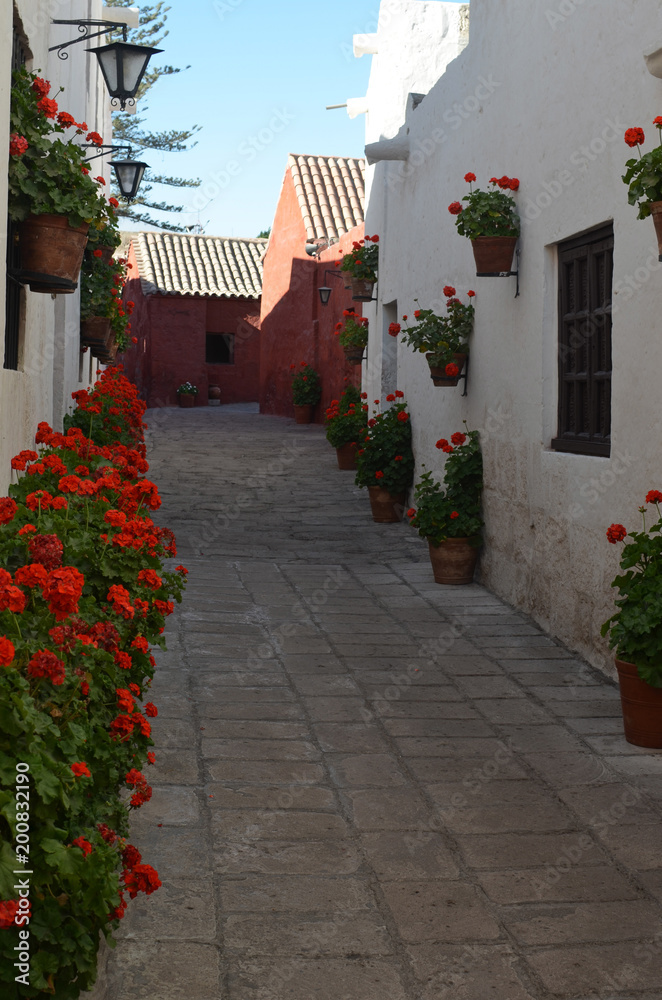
[0,0,113,495]
[361,0,662,676]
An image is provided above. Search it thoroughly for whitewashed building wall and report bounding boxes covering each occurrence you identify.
[359,0,662,676]
[0,0,114,495]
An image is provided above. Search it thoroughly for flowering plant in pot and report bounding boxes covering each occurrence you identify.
[80,252,134,357]
[622,120,662,252]
[176,382,198,407]
[8,68,114,290]
[601,492,662,746]
[335,309,369,364]
[355,393,414,522]
[289,362,321,423]
[395,288,475,386]
[408,428,483,584]
[325,384,367,469]
[448,173,520,273]
[336,235,379,300]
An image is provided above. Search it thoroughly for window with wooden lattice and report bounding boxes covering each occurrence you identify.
[552,224,613,457]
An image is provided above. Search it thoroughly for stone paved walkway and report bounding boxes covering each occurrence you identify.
[95,407,662,1000]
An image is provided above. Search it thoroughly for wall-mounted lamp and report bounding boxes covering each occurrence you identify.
[110,158,150,201]
[49,19,162,111]
[318,269,347,306]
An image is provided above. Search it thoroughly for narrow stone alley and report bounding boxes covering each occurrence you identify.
[96,407,662,1000]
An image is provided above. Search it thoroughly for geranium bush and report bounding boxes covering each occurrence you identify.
[336,235,379,282]
[289,363,322,406]
[80,252,134,353]
[408,429,483,545]
[334,309,369,352]
[395,288,475,373]
[0,367,187,998]
[622,119,662,219]
[8,67,114,231]
[325,384,367,449]
[355,393,414,495]
[448,173,520,239]
[601,491,662,685]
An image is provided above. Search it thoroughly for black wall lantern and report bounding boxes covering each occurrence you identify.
[110,159,150,201]
[90,42,163,111]
[318,269,347,306]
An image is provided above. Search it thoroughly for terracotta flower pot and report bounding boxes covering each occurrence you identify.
[81,317,112,349]
[336,442,358,470]
[426,352,467,387]
[650,201,662,257]
[178,393,196,408]
[18,214,89,292]
[208,384,221,406]
[351,278,375,302]
[368,486,406,523]
[343,345,365,366]
[428,537,480,585]
[96,334,118,364]
[293,404,314,424]
[471,236,517,274]
[615,658,662,748]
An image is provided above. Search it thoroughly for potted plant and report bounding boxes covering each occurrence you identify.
[80,249,133,360]
[335,309,369,365]
[601,492,662,747]
[408,429,483,584]
[355,392,414,522]
[448,173,520,274]
[289,362,322,423]
[176,382,198,408]
[336,235,379,301]
[622,120,662,254]
[324,383,367,469]
[394,288,475,387]
[86,218,123,265]
[8,67,113,292]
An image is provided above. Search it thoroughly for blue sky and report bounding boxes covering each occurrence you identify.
[128,0,464,236]
[128,0,378,235]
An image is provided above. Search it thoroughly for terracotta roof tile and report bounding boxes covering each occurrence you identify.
[288,154,365,241]
[127,232,266,298]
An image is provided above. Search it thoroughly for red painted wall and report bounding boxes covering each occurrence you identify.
[259,169,364,421]
[120,241,261,407]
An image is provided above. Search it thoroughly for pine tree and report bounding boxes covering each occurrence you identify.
[104,0,201,231]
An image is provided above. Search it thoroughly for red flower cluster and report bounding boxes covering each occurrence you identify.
[137,568,162,591]
[122,864,161,899]
[0,637,15,666]
[31,77,50,98]
[448,201,463,215]
[71,836,93,857]
[37,96,58,118]
[624,127,645,148]
[445,363,460,378]
[490,175,520,191]
[388,323,401,337]
[0,498,17,524]
[645,490,662,505]
[42,567,85,620]
[125,767,152,807]
[27,650,66,686]
[464,172,476,183]
[606,523,627,544]
[28,534,64,570]
[71,762,91,778]
[108,584,135,620]
[451,432,467,446]
[9,134,28,157]
[0,900,20,928]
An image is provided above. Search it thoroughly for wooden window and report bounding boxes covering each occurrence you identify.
[4,26,28,371]
[206,333,234,364]
[552,224,613,457]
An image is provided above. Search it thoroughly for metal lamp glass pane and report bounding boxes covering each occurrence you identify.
[91,43,163,100]
[110,160,149,200]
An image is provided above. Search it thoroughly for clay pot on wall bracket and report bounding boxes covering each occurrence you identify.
[18,214,89,293]
[351,278,375,301]
[368,486,406,523]
[426,352,467,387]
[343,345,365,366]
[293,404,314,424]
[336,442,358,470]
[471,236,517,275]
[615,658,662,748]
[95,245,115,265]
[178,393,196,408]
[208,384,222,406]
[81,317,112,350]
[428,537,480,585]
[95,334,118,364]
[650,201,662,257]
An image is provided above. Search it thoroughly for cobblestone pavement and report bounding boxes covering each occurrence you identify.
[95,407,662,1000]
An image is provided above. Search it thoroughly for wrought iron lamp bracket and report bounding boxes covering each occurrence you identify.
[49,20,128,58]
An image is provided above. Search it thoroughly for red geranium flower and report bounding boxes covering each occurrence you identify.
[56,112,75,128]
[37,97,58,118]
[29,534,63,570]
[442,285,456,298]
[71,836,93,857]
[86,131,103,146]
[32,77,50,98]
[467,290,476,297]
[450,511,460,519]
[27,650,66,686]
[606,523,627,543]
[388,323,400,337]
[451,432,466,446]
[0,901,19,928]
[397,411,409,422]
[407,508,416,518]
[109,197,119,208]
[375,471,384,479]
[0,498,17,524]
[144,702,158,717]
[442,445,454,454]
[71,762,91,778]
[394,390,404,398]
[445,363,460,377]
[448,202,463,215]
[645,490,662,505]
[436,439,449,449]
[386,393,395,401]
[9,134,28,157]
[122,863,161,898]
[0,637,15,667]
[624,127,645,148]
[464,172,476,183]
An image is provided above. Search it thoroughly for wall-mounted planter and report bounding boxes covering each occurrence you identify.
[471,236,517,275]
[343,345,365,366]
[351,278,375,301]
[426,352,467,388]
[650,201,662,258]
[81,317,113,352]
[17,214,89,293]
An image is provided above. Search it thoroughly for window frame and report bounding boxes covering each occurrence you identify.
[205,332,235,365]
[551,223,613,458]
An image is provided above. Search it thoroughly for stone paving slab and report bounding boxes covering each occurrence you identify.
[91,409,662,1000]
